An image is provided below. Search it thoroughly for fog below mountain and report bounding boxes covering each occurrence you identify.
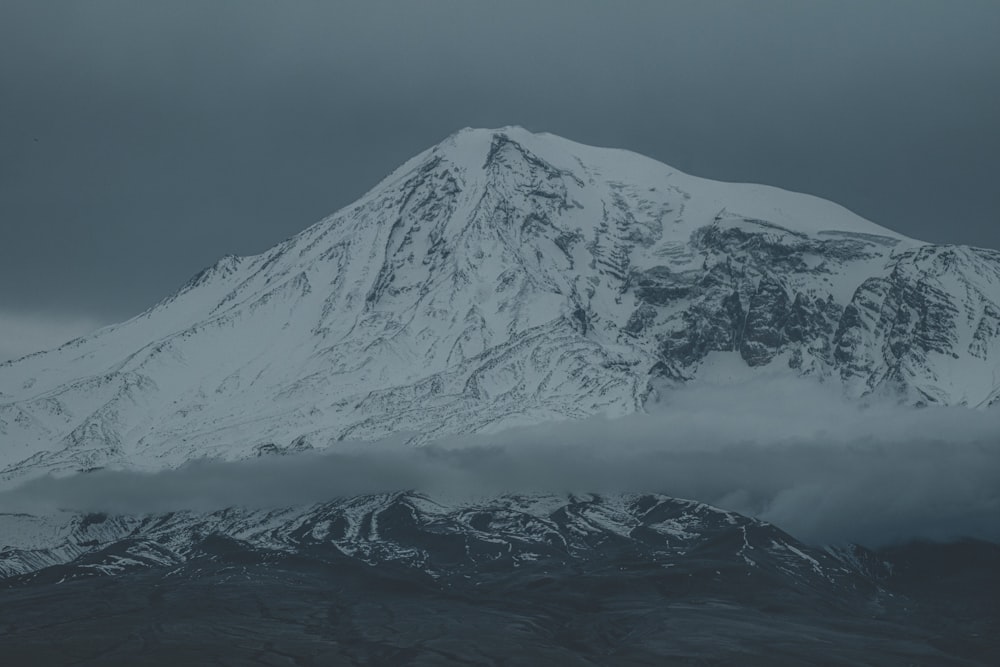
[4,375,997,548]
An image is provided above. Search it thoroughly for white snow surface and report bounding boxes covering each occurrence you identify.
[0,127,997,485]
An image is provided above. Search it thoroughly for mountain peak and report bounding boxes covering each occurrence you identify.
[412,125,575,178]
[388,127,912,244]
[1,129,997,485]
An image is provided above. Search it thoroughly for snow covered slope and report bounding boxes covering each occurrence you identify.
[0,491,873,588]
[1,127,998,483]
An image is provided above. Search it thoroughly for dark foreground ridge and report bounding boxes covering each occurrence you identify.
[2,492,997,665]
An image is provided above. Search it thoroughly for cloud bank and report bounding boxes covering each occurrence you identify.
[2,377,998,547]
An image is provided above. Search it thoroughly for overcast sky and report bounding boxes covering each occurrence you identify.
[2,0,999,361]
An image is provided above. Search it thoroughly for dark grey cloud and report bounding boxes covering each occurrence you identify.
[1,0,999,354]
[4,378,999,547]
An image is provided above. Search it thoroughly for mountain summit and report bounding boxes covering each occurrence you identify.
[2,127,999,483]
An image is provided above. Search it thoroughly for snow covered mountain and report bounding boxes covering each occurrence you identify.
[2,127,999,483]
[4,491,997,664]
[0,492,864,583]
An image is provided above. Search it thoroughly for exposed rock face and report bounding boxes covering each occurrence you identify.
[1,127,998,482]
[6,492,998,665]
[0,492,873,585]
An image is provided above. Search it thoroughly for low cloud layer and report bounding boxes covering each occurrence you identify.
[2,377,998,547]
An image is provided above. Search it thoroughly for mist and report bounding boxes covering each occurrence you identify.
[2,377,998,547]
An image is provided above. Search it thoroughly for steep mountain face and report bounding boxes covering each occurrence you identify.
[1,127,998,483]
